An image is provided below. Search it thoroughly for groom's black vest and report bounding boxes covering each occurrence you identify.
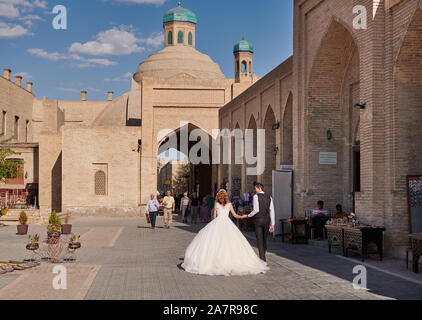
[254,193,271,220]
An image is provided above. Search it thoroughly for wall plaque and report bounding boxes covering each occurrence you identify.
[319,152,337,165]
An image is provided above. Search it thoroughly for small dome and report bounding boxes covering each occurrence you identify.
[163,2,197,24]
[134,46,225,81]
[234,37,254,53]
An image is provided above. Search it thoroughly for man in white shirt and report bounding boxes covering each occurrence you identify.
[244,183,275,262]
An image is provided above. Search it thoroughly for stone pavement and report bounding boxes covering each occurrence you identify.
[0,215,421,300]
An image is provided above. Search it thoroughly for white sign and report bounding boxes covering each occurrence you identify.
[319,152,337,165]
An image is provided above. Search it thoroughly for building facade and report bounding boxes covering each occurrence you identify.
[219,0,422,257]
[0,4,257,219]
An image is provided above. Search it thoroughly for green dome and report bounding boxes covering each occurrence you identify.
[234,37,254,53]
[163,3,197,24]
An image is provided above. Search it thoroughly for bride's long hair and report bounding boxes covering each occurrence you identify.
[216,189,230,206]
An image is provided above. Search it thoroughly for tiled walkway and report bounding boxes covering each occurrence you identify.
[0,216,421,300]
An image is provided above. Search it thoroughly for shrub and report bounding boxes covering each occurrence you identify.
[1,207,8,216]
[48,210,62,227]
[19,211,28,225]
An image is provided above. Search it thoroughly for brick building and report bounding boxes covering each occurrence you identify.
[219,0,422,257]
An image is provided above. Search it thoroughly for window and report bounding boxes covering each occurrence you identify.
[241,60,247,74]
[14,116,19,140]
[177,31,184,44]
[6,159,24,185]
[95,170,106,195]
[167,31,173,45]
[188,32,193,46]
[25,120,29,143]
[2,111,6,136]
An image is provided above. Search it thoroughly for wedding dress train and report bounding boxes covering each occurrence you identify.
[181,202,269,276]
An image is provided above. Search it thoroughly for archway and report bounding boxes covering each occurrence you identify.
[393,9,422,234]
[157,123,213,199]
[246,115,257,192]
[230,123,242,197]
[395,9,422,178]
[307,20,360,212]
[282,93,293,164]
[262,106,276,196]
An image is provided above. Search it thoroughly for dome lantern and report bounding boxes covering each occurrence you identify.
[163,2,197,48]
[233,37,254,54]
[233,37,254,84]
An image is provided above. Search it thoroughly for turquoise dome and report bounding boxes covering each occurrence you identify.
[163,3,197,24]
[234,37,254,53]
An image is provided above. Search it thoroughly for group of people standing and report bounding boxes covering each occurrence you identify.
[145,190,217,229]
[179,192,216,224]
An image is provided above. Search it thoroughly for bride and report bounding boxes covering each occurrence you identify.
[181,189,269,276]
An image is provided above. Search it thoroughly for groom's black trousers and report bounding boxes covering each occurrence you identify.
[254,216,270,262]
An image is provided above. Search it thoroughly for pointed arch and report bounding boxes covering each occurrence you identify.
[306,18,360,213]
[282,92,293,164]
[167,31,173,45]
[262,105,276,195]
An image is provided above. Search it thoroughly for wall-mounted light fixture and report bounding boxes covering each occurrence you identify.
[273,146,279,156]
[272,121,280,130]
[354,103,366,109]
[327,129,333,141]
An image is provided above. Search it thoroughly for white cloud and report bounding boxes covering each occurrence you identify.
[141,32,164,49]
[0,21,29,38]
[0,3,20,18]
[15,71,32,79]
[115,0,167,5]
[69,26,163,56]
[28,48,119,68]
[69,26,145,56]
[0,0,47,9]
[104,72,133,82]
[0,0,47,33]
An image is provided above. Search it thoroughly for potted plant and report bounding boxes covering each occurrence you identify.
[47,210,61,242]
[26,233,40,250]
[1,207,8,217]
[17,211,28,235]
[61,212,72,234]
[68,234,81,250]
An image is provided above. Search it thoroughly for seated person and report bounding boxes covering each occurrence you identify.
[311,200,329,240]
[333,204,348,220]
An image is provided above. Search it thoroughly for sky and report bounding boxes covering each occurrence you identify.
[0,0,293,101]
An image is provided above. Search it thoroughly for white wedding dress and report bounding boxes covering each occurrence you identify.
[181,202,269,276]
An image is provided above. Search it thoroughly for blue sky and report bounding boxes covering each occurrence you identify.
[0,0,293,101]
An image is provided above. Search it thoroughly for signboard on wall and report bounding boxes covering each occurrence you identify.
[319,152,337,165]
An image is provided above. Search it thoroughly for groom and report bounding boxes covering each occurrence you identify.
[244,182,275,262]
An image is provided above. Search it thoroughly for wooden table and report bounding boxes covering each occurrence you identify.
[281,219,308,244]
[344,226,385,261]
[326,225,344,254]
[409,234,422,273]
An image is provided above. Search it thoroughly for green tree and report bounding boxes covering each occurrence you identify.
[173,163,190,194]
[0,135,20,183]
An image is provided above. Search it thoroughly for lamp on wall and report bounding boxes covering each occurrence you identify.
[327,129,333,141]
[272,121,280,130]
[273,146,279,156]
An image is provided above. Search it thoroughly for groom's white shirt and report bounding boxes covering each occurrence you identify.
[248,192,275,226]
